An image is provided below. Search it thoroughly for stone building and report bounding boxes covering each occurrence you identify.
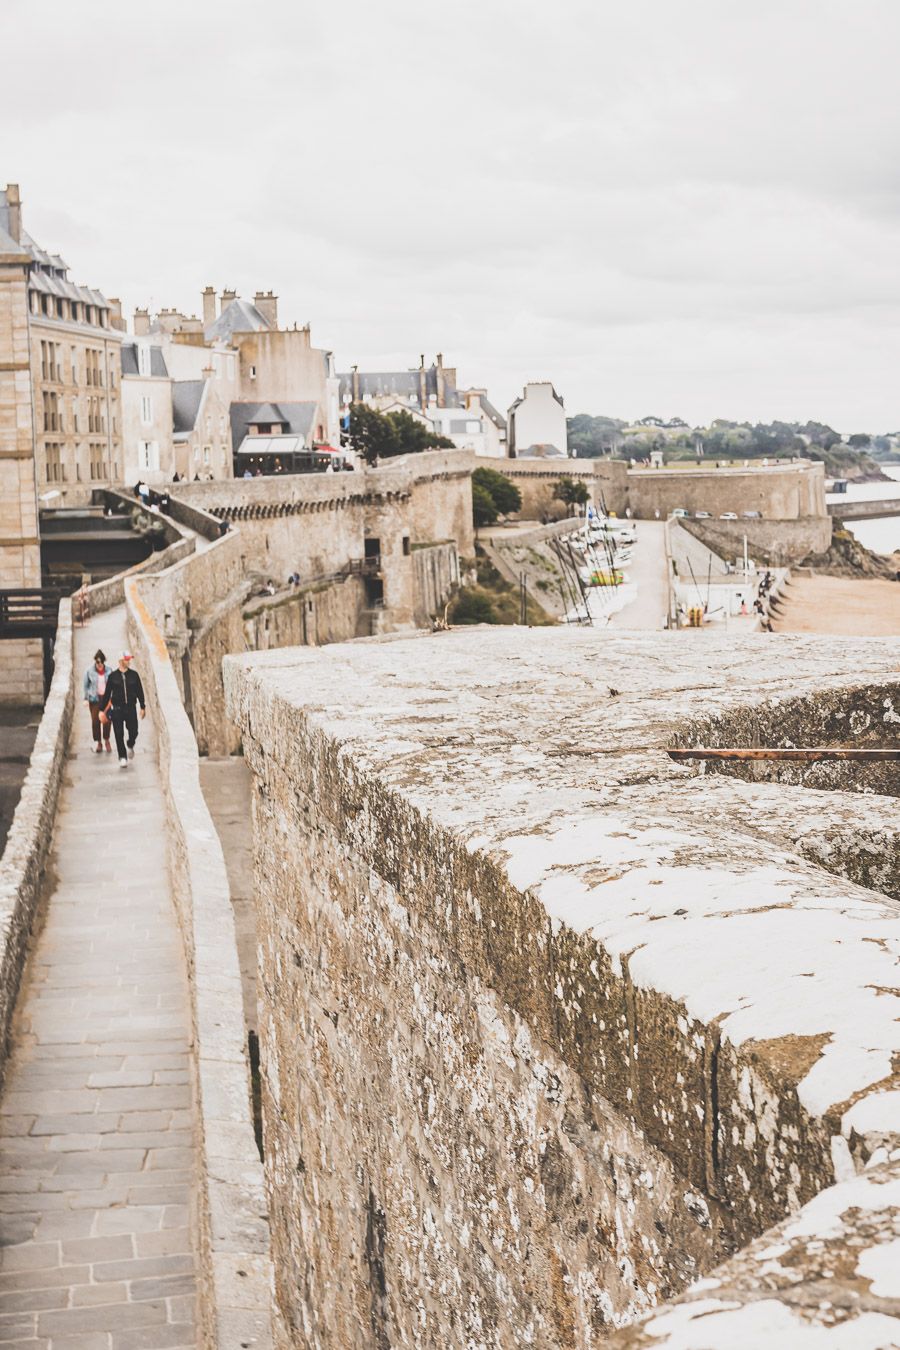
[0,191,42,703]
[120,339,173,485]
[126,289,338,477]
[0,185,123,499]
[508,380,568,458]
[338,355,508,455]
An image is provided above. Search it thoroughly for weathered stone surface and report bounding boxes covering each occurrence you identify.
[126,573,274,1350]
[225,627,900,1347]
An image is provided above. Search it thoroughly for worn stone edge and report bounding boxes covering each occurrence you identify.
[0,597,74,1078]
[224,652,900,1342]
[85,498,198,616]
[126,561,274,1350]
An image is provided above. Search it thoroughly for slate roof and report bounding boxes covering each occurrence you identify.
[172,380,206,437]
[337,366,462,409]
[204,298,271,342]
[476,394,507,431]
[230,401,318,449]
[121,343,169,378]
[245,402,287,425]
[0,191,112,311]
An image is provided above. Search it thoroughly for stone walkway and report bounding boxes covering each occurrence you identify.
[0,608,198,1349]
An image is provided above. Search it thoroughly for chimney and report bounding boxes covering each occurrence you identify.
[202,286,216,328]
[134,307,150,336]
[5,184,21,243]
[418,355,426,410]
[254,290,278,328]
[220,289,237,315]
[107,298,127,333]
[465,387,485,411]
[436,352,445,408]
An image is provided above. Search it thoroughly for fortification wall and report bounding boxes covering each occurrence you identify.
[486,457,628,520]
[625,461,826,521]
[225,629,900,1348]
[411,543,459,625]
[681,515,832,566]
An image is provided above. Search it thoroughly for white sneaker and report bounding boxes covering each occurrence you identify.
[119,758,128,768]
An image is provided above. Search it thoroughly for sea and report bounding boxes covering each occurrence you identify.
[826,465,900,555]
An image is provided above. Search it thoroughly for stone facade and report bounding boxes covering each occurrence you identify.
[225,629,900,1347]
[1,185,123,500]
[0,205,42,703]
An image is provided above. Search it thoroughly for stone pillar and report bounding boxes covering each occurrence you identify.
[0,229,43,704]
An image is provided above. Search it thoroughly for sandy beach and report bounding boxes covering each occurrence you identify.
[771,574,900,636]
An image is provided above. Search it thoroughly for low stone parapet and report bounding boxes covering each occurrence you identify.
[0,599,73,1072]
[126,556,274,1350]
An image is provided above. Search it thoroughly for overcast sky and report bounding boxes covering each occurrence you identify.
[6,0,900,430]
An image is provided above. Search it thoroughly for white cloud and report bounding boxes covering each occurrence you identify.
[5,0,900,428]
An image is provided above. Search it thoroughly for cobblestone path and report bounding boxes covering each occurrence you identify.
[0,608,198,1349]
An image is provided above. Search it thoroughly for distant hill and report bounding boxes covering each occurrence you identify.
[566,414,891,481]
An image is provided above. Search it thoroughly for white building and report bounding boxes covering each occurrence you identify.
[508,382,568,458]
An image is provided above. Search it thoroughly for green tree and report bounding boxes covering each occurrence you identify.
[345,403,454,465]
[345,404,399,465]
[472,482,499,527]
[848,433,871,449]
[472,466,522,516]
[553,476,590,514]
[450,589,498,624]
[387,408,454,454]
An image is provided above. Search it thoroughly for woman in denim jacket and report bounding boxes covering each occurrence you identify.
[83,649,112,754]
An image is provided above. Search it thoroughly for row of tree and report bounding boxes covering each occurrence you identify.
[566,414,896,461]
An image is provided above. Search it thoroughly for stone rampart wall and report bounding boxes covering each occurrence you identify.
[224,630,900,1347]
[125,566,274,1350]
[626,461,827,521]
[411,542,459,625]
[0,599,73,1075]
[487,457,629,520]
[681,514,832,566]
[489,458,827,526]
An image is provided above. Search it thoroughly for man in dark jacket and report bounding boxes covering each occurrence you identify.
[101,652,146,767]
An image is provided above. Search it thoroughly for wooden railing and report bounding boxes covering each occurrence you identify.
[0,588,66,639]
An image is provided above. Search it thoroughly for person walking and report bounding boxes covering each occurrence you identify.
[100,652,146,768]
[83,649,112,755]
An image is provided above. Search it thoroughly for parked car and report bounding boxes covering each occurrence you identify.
[741,510,762,519]
[694,510,712,519]
[671,508,689,518]
[720,512,738,520]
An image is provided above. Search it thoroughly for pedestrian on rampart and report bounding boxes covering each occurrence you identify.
[83,649,112,755]
[100,652,146,768]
